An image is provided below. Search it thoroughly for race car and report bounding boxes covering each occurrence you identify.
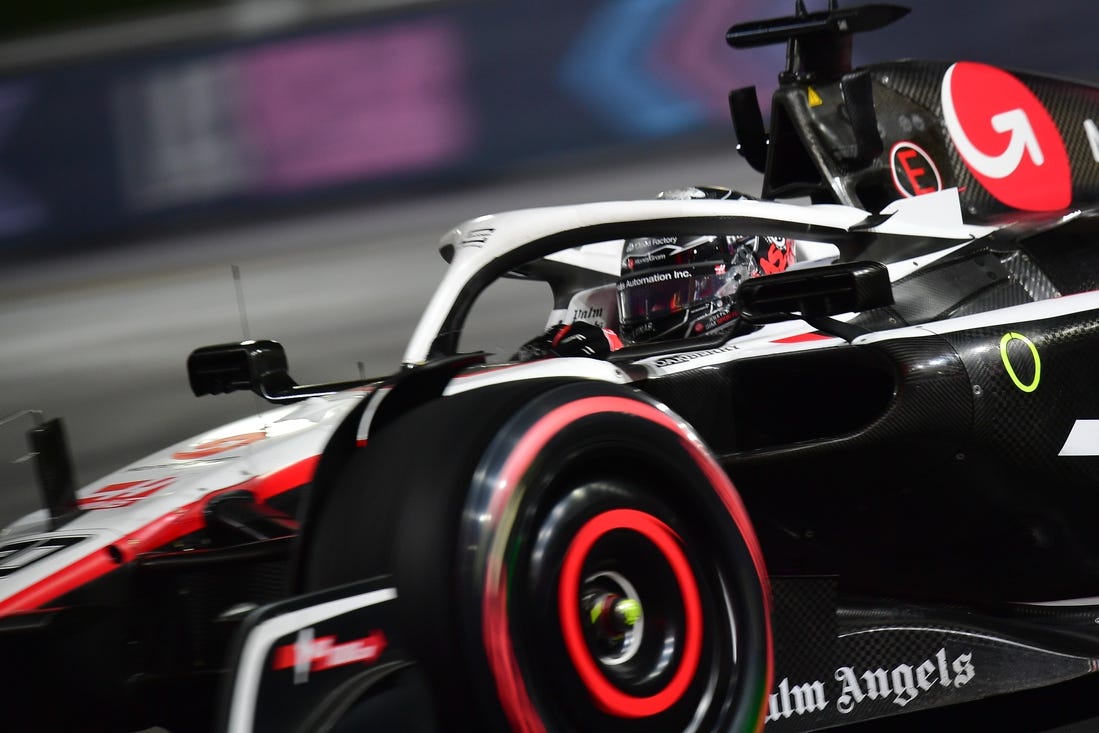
[5,2,1099,732]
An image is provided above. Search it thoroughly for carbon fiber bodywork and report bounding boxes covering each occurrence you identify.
[760,578,1098,730]
[623,197,1099,728]
[739,41,1099,222]
[639,227,1099,603]
[874,62,1099,218]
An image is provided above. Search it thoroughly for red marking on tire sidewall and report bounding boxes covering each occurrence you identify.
[480,395,772,731]
[942,62,1070,211]
[558,508,703,717]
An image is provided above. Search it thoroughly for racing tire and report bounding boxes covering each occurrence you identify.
[304,380,772,732]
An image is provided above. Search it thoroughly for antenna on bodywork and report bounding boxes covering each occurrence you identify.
[232,265,252,342]
[187,271,383,405]
[228,264,267,475]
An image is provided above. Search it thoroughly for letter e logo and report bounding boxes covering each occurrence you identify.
[890,142,942,197]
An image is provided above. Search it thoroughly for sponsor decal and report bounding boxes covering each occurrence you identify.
[572,306,604,321]
[172,431,266,460]
[999,331,1041,393]
[461,227,494,246]
[623,236,703,270]
[941,62,1070,211]
[617,269,692,291]
[626,252,667,269]
[272,627,388,684]
[1086,119,1099,163]
[698,305,737,333]
[624,236,677,254]
[759,237,795,275]
[766,647,975,722]
[77,477,175,510]
[1059,420,1099,456]
[651,343,738,368]
[890,142,943,197]
[0,536,86,578]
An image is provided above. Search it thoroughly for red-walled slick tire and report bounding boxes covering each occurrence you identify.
[304,380,772,732]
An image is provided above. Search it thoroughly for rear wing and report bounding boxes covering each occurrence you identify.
[727,2,1099,221]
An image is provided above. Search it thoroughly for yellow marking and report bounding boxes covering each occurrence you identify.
[807,86,823,107]
[1000,332,1041,393]
[616,598,641,627]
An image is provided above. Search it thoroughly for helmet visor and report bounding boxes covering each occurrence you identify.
[616,264,734,323]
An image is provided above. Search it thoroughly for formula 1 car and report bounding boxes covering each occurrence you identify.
[6,2,1099,732]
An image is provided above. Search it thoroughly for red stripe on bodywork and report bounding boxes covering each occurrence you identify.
[0,550,121,617]
[771,332,832,343]
[0,455,320,616]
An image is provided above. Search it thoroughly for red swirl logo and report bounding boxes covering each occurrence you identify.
[941,62,1070,211]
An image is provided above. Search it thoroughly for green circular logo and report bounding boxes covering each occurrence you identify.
[999,332,1041,393]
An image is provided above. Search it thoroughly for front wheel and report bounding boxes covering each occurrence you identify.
[304,381,772,732]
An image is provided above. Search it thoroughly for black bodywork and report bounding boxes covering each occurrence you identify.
[209,6,1099,728]
[715,1,1099,602]
[728,3,1099,220]
[14,3,1099,732]
[640,216,1099,602]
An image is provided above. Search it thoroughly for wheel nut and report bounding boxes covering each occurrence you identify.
[613,597,642,630]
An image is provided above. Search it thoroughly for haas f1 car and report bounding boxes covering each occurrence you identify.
[7,3,1099,732]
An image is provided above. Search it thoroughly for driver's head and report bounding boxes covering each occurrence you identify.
[615,187,795,343]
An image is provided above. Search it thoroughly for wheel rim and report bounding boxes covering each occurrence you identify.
[580,570,646,667]
[558,508,704,718]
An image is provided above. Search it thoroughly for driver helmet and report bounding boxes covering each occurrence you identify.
[616,186,796,343]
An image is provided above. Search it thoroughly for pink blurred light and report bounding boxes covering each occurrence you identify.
[239,20,473,190]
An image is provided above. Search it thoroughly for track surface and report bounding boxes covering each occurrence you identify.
[0,144,757,524]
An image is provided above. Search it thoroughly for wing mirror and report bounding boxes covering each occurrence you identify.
[187,339,296,400]
[187,340,386,403]
[737,261,893,339]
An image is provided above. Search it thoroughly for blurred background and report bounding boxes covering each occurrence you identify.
[3,3,1099,731]
[1,0,1097,513]
[0,0,1094,256]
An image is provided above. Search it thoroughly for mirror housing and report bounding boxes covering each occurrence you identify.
[737,261,893,323]
[187,340,296,400]
[188,340,387,403]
